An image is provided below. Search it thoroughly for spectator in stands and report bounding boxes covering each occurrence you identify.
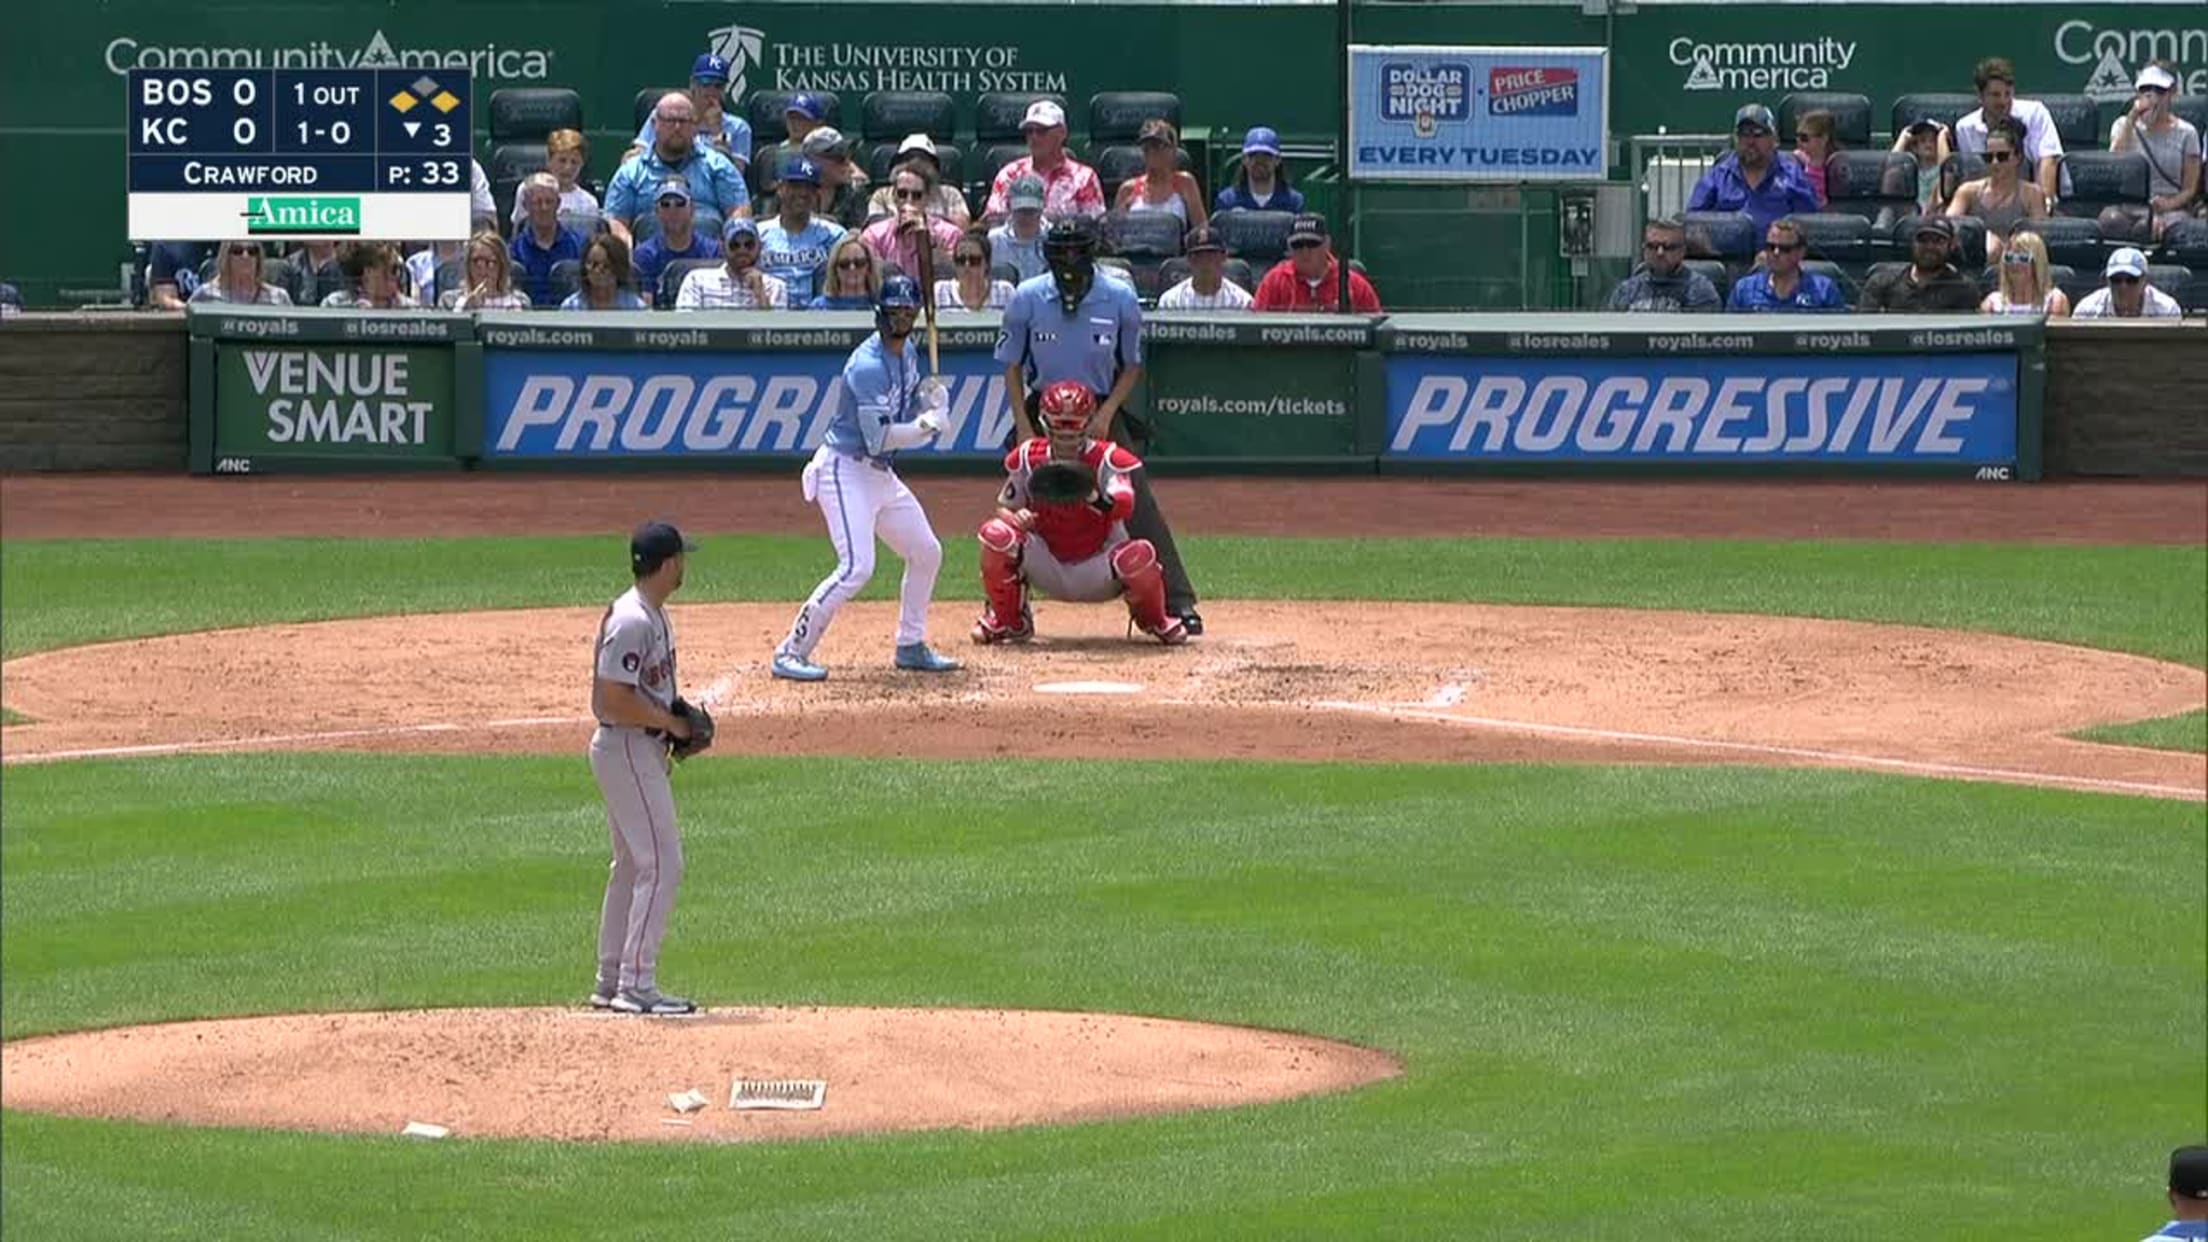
[801,128,874,230]
[629,178,722,296]
[562,235,649,310]
[0,282,20,317]
[627,54,753,169]
[1947,121,2047,265]
[988,175,1051,281]
[2142,1145,2208,1242]
[187,240,293,306]
[1253,214,1381,312]
[936,230,1016,312]
[321,242,418,309]
[861,167,963,279]
[286,241,346,307]
[1979,229,2068,316]
[2071,246,2183,318]
[809,237,881,310]
[1114,119,1208,227]
[677,217,789,309]
[1954,57,2062,199]
[405,240,466,307]
[1216,127,1304,214]
[469,159,496,233]
[146,241,213,310]
[754,94,832,186]
[985,100,1106,221]
[1686,104,1821,235]
[442,231,533,310]
[757,157,847,303]
[509,173,588,308]
[604,92,749,249]
[509,129,602,235]
[1792,109,1838,208]
[866,135,971,226]
[1859,216,1979,312]
[1606,217,1720,312]
[1892,119,1954,214]
[1726,219,1846,312]
[1158,226,1253,310]
[2106,63,2203,243]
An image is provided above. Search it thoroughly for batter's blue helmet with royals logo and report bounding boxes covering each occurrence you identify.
[876,273,922,334]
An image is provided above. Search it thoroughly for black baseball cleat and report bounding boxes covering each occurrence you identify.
[1178,611,1204,637]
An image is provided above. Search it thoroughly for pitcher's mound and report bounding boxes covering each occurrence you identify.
[0,1005,1400,1143]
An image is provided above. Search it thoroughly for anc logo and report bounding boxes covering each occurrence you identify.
[244,196,363,235]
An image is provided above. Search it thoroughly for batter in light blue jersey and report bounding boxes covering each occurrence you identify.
[757,157,847,305]
[771,274,961,681]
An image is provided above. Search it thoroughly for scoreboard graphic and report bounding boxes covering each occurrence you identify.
[128,68,472,241]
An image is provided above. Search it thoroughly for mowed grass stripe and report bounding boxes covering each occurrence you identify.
[2,754,2199,1239]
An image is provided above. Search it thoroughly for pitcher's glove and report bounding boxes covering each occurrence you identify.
[1029,461,1097,506]
[668,696,716,761]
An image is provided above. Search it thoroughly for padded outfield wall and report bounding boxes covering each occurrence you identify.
[2,0,2201,305]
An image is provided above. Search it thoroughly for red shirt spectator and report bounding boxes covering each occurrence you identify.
[1252,214,1381,312]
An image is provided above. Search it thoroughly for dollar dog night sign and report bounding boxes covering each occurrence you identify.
[1348,44,1609,181]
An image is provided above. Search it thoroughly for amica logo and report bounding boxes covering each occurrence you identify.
[244,196,362,235]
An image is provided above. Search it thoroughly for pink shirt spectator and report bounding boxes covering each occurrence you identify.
[986,156,1106,220]
[861,214,965,277]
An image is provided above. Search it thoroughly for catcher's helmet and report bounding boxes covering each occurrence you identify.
[875,273,922,334]
[1038,379,1096,436]
[1043,218,1100,313]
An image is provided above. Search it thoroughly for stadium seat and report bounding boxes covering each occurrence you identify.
[1095,255,1135,286]
[633,87,682,136]
[1093,143,1195,202]
[1158,255,1261,293]
[1778,92,1872,147]
[860,91,956,142]
[1104,210,1185,259]
[1682,258,1733,300]
[1679,210,1759,260]
[1784,212,1876,262]
[547,260,581,305]
[1223,257,1257,292]
[1822,150,1918,232]
[2029,215,2108,270]
[657,258,719,309]
[434,258,465,302]
[488,88,583,143]
[2054,151,2150,225]
[2146,263,2193,300]
[1801,259,1853,305]
[972,143,1030,205]
[1891,93,1979,138]
[747,91,842,146]
[1211,208,1296,264]
[1938,151,1989,205]
[974,92,1068,143]
[2161,217,2208,266]
[2171,95,2208,140]
[865,141,963,187]
[1089,91,1182,144]
[988,262,1023,287]
[490,142,548,186]
[2036,94,2101,152]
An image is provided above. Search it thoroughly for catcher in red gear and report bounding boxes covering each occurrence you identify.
[972,380,1188,646]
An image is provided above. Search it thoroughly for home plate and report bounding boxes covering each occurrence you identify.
[1033,681,1144,695]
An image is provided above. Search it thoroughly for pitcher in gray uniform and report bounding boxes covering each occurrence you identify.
[588,521,701,1016]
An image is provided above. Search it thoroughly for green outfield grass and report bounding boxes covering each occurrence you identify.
[6,534,2203,746]
[4,754,2202,1240]
[2076,708,2208,754]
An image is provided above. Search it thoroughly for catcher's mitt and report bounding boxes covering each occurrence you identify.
[668,696,716,761]
[1028,461,1097,505]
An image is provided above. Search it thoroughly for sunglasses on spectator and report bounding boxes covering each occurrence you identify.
[1289,239,1325,250]
[834,257,869,270]
[893,188,928,201]
[2001,250,2034,266]
[1764,240,1804,252]
[1985,150,2016,162]
[1643,240,1683,252]
[954,254,987,267]
[2108,273,2141,284]
[727,238,759,249]
[657,196,688,207]
[2140,85,2169,95]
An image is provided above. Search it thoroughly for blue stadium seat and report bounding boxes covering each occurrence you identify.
[1088,92,1182,144]
[1778,92,1872,147]
[2035,94,2101,152]
[860,92,955,142]
[974,92,1067,143]
[1211,208,1296,264]
[488,88,582,143]
[1104,209,1185,259]
[2054,151,2150,225]
[1680,210,1759,260]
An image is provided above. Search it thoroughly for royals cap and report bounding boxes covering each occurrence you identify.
[785,92,827,121]
[1242,126,1283,157]
[630,521,697,575]
[724,215,760,240]
[654,177,693,204]
[1734,103,1776,133]
[691,53,731,84]
[780,155,822,185]
[1008,174,1046,211]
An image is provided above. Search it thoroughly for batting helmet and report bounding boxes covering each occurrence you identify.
[1038,380,1096,436]
[876,273,922,335]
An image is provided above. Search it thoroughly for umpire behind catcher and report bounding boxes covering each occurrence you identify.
[994,217,1202,635]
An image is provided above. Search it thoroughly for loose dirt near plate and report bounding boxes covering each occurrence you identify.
[3,601,2201,798]
[0,1007,1399,1143]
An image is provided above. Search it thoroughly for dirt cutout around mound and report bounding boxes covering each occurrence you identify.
[0,1007,1399,1143]
[3,601,2201,799]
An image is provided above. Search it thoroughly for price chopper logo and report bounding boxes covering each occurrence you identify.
[705,24,768,99]
[1382,62,1470,138]
[244,196,363,235]
[1488,66,1579,117]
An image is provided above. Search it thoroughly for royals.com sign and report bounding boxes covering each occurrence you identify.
[483,351,1013,458]
[1385,355,2018,469]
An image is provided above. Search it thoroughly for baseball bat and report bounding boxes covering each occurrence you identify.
[917,238,940,372]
